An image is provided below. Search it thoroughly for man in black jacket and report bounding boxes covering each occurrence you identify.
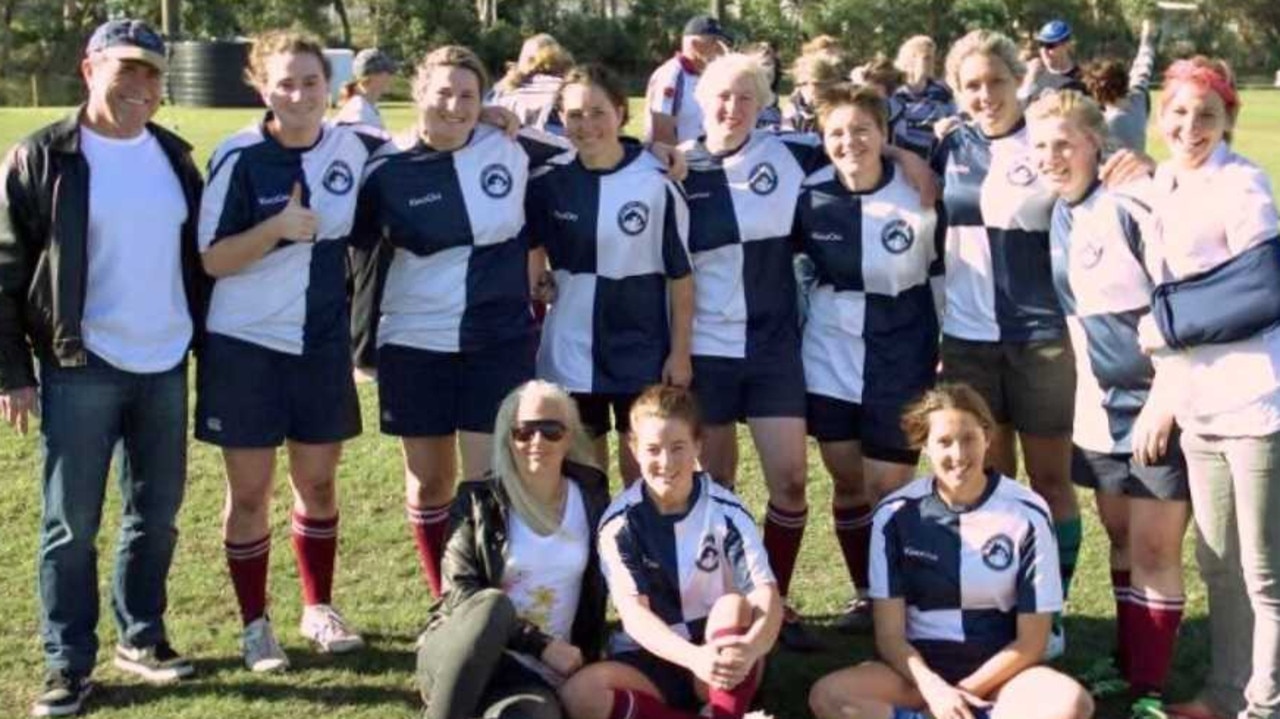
[0,19,208,717]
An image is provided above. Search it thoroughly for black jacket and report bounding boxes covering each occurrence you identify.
[0,108,209,390]
[430,461,611,662]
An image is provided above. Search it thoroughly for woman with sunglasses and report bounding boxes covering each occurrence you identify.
[415,380,609,719]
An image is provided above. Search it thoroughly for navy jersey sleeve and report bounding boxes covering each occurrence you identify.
[598,512,650,599]
[516,128,573,171]
[199,145,254,250]
[349,173,390,370]
[869,501,907,599]
[929,129,956,183]
[777,132,828,174]
[524,171,551,251]
[661,181,692,279]
[1015,499,1064,614]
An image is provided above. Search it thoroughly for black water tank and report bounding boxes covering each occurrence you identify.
[167,40,260,107]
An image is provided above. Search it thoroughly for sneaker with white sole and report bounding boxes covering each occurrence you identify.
[31,670,92,717]
[242,617,290,673]
[300,604,364,653]
[113,641,195,683]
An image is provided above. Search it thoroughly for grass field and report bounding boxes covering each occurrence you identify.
[0,91,1277,718]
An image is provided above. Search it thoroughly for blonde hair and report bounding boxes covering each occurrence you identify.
[1026,89,1108,151]
[490,380,599,536]
[414,45,490,99]
[695,52,776,113]
[496,33,574,92]
[853,54,904,95]
[629,384,702,440]
[791,50,848,87]
[817,82,889,136]
[945,29,1024,92]
[245,30,330,89]
[900,383,996,449]
[895,35,936,73]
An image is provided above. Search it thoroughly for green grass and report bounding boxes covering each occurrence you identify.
[0,91,1278,718]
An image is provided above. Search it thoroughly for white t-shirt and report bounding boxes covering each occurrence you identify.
[80,125,191,372]
[504,481,589,685]
[334,95,383,128]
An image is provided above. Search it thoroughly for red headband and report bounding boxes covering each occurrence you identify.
[1164,59,1239,113]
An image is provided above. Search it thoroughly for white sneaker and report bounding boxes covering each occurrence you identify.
[242,617,290,673]
[300,604,365,654]
[1044,621,1066,661]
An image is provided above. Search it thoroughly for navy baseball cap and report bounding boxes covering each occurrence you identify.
[86,19,166,71]
[683,15,732,43]
[1036,20,1073,45]
[353,48,396,77]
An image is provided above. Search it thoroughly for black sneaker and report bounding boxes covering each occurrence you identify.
[31,670,92,717]
[777,604,823,652]
[113,641,195,683]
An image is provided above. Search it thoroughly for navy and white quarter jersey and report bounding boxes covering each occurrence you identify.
[1050,183,1161,454]
[599,472,775,653]
[798,162,944,405]
[355,124,571,353]
[528,142,692,393]
[891,79,956,160]
[200,117,386,354]
[870,473,1062,678]
[682,130,824,359]
[933,120,1064,343]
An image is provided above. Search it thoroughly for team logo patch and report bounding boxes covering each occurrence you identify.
[982,534,1015,571]
[748,162,779,196]
[322,160,354,195]
[1079,240,1104,269]
[1005,161,1037,187]
[881,219,915,254]
[480,163,513,198]
[695,535,721,573]
[618,201,650,236]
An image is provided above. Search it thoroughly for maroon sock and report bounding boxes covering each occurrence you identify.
[1111,569,1132,674]
[763,502,808,597]
[225,535,271,625]
[407,502,451,598]
[1127,589,1185,697]
[607,689,699,719]
[291,512,338,606]
[833,503,873,592]
[707,627,763,719]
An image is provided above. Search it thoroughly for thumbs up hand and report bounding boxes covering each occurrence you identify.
[272,181,319,242]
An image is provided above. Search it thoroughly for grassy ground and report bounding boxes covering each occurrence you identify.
[0,91,1277,718]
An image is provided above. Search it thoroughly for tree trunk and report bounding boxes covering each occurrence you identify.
[333,0,351,45]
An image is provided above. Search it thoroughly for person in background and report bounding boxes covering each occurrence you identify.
[644,14,731,146]
[1019,19,1087,104]
[809,384,1093,719]
[783,49,847,134]
[1081,19,1157,152]
[0,18,206,716]
[560,384,782,719]
[1028,89,1189,719]
[491,33,575,135]
[415,380,609,719]
[335,48,396,129]
[891,35,956,159]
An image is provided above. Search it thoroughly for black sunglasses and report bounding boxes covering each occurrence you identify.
[511,419,568,442]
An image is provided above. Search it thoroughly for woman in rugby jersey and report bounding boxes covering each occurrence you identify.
[415,380,609,719]
[1027,90,1189,718]
[890,35,956,159]
[198,30,388,670]
[350,45,571,600]
[560,384,781,719]
[1104,56,1280,719]
[809,384,1093,719]
[490,33,574,134]
[526,63,693,482]
[931,31,1082,652]
[795,83,944,633]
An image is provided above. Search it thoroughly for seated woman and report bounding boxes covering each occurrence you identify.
[809,383,1094,719]
[560,385,782,719]
[415,380,610,719]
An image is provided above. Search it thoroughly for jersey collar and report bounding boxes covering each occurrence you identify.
[676,53,701,76]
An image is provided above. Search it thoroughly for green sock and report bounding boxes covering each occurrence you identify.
[1055,517,1083,599]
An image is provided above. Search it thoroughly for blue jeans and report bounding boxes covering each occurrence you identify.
[37,356,188,676]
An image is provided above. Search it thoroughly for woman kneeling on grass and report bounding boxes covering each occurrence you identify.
[415,380,609,719]
[809,384,1094,719]
[560,384,782,719]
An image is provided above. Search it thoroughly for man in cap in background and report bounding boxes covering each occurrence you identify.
[0,18,207,717]
[644,14,732,145]
[1019,19,1088,103]
[334,47,397,128]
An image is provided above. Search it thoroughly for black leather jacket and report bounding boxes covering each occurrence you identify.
[0,108,209,390]
[430,461,611,662]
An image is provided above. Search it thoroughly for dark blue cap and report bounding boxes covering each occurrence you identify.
[353,48,397,77]
[1036,20,1073,45]
[683,15,732,43]
[86,19,166,70]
